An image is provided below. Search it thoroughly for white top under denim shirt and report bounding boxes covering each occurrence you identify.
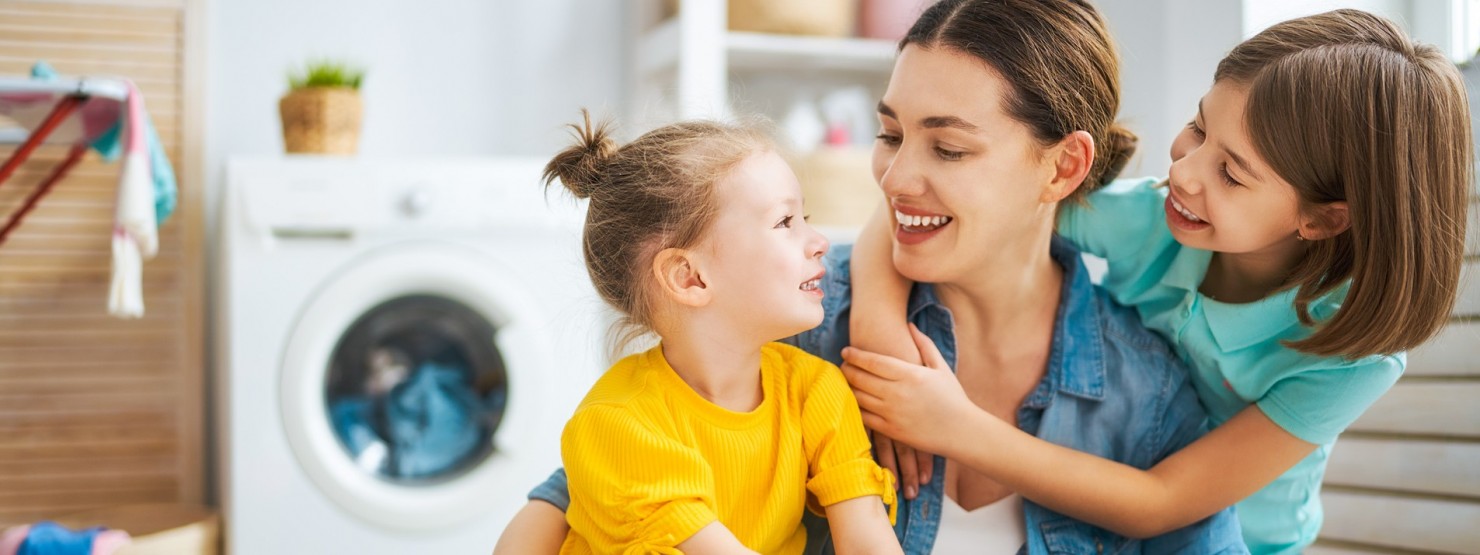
[527,239,1248,555]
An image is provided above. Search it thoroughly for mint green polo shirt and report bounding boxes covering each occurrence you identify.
[1057,177,1404,555]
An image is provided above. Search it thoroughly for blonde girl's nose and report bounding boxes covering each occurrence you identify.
[810,228,830,260]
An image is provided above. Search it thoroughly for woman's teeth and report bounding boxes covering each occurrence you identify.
[800,278,820,291]
[1170,198,1203,223]
[895,210,954,229]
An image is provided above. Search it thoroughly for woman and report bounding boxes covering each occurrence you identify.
[493,1,1247,553]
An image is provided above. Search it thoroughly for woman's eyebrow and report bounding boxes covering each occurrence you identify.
[877,100,980,132]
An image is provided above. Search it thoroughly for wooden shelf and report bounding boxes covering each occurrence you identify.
[638,18,897,75]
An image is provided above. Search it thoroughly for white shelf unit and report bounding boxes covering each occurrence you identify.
[628,0,898,122]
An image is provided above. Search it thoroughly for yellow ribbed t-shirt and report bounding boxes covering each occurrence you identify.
[559,342,894,554]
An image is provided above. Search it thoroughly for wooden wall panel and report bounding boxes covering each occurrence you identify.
[0,0,203,529]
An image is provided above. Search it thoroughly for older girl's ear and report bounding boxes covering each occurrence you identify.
[1299,202,1350,241]
[1041,130,1095,204]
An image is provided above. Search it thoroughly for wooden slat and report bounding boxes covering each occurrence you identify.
[1320,490,1480,554]
[0,10,178,34]
[1409,322,1480,376]
[1455,261,1480,316]
[0,2,180,19]
[1348,382,1480,438]
[1326,437,1480,498]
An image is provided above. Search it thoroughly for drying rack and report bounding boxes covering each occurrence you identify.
[0,76,128,246]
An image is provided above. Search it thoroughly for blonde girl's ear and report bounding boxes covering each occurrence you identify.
[652,247,711,308]
[1299,201,1351,241]
[1041,130,1095,204]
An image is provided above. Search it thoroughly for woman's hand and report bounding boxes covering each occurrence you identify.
[842,324,977,456]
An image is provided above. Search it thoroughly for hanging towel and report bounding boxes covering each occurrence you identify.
[107,80,163,318]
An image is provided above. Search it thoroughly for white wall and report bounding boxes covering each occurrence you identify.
[1102,0,1244,180]
[205,0,627,210]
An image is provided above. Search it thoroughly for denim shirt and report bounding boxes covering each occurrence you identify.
[529,237,1247,554]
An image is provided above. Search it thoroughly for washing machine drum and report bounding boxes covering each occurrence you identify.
[280,246,562,531]
[325,295,507,482]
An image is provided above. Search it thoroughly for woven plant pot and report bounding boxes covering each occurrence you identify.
[729,0,856,37]
[279,86,362,155]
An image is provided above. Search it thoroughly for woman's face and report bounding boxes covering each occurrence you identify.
[873,45,1062,285]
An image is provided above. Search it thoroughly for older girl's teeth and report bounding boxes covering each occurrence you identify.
[800,279,820,291]
[1171,199,1202,222]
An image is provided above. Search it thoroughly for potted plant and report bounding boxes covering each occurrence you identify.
[279,60,365,154]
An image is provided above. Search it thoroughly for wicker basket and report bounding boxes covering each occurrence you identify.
[279,86,362,155]
[729,0,857,37]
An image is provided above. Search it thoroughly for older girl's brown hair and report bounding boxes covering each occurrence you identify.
[1217,9,1472,358]
[542,111,772,349]
[902,0,1136,196]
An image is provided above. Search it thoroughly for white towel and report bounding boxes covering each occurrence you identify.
[108,81,157,318]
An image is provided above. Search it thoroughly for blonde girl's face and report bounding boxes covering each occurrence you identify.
[1165,81,1305,256]
[872,45,1062,285]
[697,150,830,342]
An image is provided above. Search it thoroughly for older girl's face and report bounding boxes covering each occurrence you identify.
[873,45,1061,284]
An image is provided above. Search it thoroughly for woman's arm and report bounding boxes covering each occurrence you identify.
[492,501,568,555]
[842,325,1317,538]
[848,202,935,496]
[675,522,760,555]
[823,496,903,555]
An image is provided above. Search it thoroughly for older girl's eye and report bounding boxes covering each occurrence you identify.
[875,133,902,147]
[1218,163,1243,188]
[776,215,794,229]
[1187,120,1206,139]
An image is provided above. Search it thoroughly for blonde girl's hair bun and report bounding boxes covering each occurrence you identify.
[543,109,617,199]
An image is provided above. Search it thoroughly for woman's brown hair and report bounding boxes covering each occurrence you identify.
[542,110,772,350]
[902,0,1137,197]
[1216,9,1472,358]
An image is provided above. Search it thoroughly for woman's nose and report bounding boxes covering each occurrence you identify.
[878,153,925,198]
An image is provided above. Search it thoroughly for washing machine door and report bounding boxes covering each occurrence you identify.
[280,243,561,531]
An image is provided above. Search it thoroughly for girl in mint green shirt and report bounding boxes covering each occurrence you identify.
[842,9,1470,555]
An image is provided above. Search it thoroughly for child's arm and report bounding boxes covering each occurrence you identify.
[823,496,904,555]
[849,203,935,494]
[842,325,1318,538]
[491,500,568,555]
[675,523,761,554]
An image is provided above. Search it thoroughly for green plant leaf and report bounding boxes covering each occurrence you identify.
[286,59,366,90]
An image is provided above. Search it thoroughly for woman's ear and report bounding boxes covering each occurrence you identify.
[1041,130,1095,204]
[652,247,711,307]
[1300,201,1351,241]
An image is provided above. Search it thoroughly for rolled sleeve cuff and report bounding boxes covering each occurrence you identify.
[806,459,897,524]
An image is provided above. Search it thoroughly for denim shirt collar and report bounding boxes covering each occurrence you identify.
[906,236,1107,405]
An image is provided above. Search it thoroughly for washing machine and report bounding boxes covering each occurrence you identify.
[216,158,608,554]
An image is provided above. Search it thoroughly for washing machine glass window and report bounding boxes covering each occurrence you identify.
[324,294,508,484]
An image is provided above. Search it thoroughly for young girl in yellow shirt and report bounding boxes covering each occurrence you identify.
[536,112,900,555]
